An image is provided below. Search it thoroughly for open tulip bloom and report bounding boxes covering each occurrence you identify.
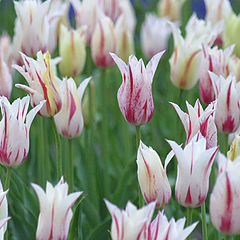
[0,96,44,167]
[110,51,164,126]
[168,134,218,208]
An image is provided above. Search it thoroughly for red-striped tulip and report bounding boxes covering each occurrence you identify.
[137,141,172,208]
[32,177,82,240]
[105,199,155,240]
[14,51,62,117]
[0,96,44,167]
[54,77,91,138]
[199,44,234,104]
[168,134,218,208]
[210,153,240,235]
[171,99,217,149]
[110,51,164,126]
[210,72,240,133]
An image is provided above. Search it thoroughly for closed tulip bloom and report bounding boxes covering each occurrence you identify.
[137,141,172,208]
[32,177,82,240]
[105,199,155,240]
[210,153,240,235]
[199,44,234,104]
[210,72,240,133]
[110,51,164,125]
[59,24,87,77]
[0,33,12,70]
[0,96,44,167]
[168,134,218,208]
[91,13,117,68]
[148,211,198,240]
[54,77,91,138]
[171,99,217,149]
[14,51,62,117]
[141,14,171,59]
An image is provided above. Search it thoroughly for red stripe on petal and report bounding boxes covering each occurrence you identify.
[68,92,77,126]
[185,186,192,205]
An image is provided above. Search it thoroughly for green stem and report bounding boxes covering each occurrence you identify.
[136,125,141,149]
[50,117,62,180]
[225,236,233,240]
[224,134,229,156]
[39,117,44,186]
[4,167,11,190]
[201,202,208,240]
[187,208,193,240]
[68,139,73,192]
[43,119,50,180]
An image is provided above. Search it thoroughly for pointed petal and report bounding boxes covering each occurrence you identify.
[110,52,128,76]
[77,77,91,104]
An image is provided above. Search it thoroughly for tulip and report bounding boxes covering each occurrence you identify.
[210,72,240,133]
[0,96,44,167]
[0,33,12,69]
[199,44,234,104]
[59,24,87,77]
[54,77,91,138]
[140,14,171,59]
[148,210,198,240]
[110,51,164,126]
[168,134,218,207]
[228,55,240,82]
[14,51,62,117]
[98,0,120,23]
[105,199,155,240]
[227,135,240,161]
[158,0,185,22]
[115,14,134,63]
[91,13,117,68]
[210,153,240,235]
[32,177,82,240]
[171,99,217,149]
[137,141,172,208]
[169,15,221,90]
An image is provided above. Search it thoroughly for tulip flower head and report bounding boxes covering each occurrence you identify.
[14,51,62,117]
[148,210,198,240]
[110,51,164,126]
[54,77,91,138]
[210,72,240,133]
[137,141,172,208]
[105,199,155,240]
[32,177,82,240]
[168,134,218,207]
[210,153,240,235]
[0,96,44,167]
[171,99,217,149]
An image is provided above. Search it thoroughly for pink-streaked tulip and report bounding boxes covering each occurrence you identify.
[169,15,221,90]
[140,14,171,59]
[148,210,198,240]
[105,199,155,240]
[54,77,91,138]
[12,0,64,63]
[115,14,134,63]
[110,51,164,126]
[228,55,240,82]
[210,153,240,235]
[0,52,12,99]
[0,96,44,167]
[91,13,117,68]
[199,44,234,104]
[137,141,172,208]
[210,72,240,133]
[171,99,217,149]
[14,51,62,117]
[158,0,185,22]
[32,177,82,240]
[168,134,218,208]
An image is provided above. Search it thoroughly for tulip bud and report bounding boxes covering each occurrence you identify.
[168,134,218,208]
[0,96,44,167]
[32,177,82,240]
[110,51,164,126]
[210,72,240,133]
[54,77,91,138]
[227,136,240,161]
[91,13,117,68]
[158,0,185,22]
[59,24,87,77]
[115,14,134,63]
[210,153,240,235]
[137,141,172,208]
[141,14,171,59]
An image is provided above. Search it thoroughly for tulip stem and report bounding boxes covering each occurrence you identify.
[68,139,73,192]
[201,202,208,240]
[4,167,11,191]
[39,117,44,186]
[187,208,192,240]
[50,117,62,180]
